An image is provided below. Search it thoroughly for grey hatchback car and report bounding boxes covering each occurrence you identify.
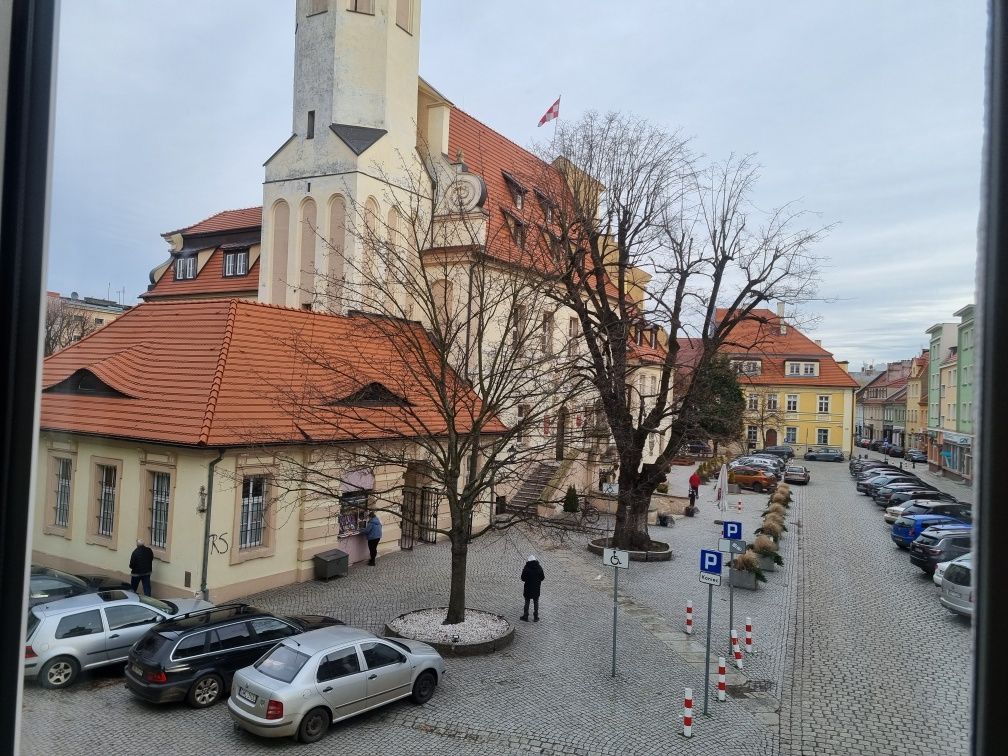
[24,590,212,689]
[228,626,445,743]
[939,555,973,618]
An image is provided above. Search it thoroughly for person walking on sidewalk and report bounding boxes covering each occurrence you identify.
[364,511,383,566]
[129,540,154,596]
[688,471,701,498]
[520,555,545,622]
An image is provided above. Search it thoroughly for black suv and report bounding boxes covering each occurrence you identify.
[760,445,795,460]
[124,604,341,708]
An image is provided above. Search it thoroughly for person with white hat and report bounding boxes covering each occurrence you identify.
[129,539,154,596]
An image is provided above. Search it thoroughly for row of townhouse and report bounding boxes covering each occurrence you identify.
[32,0,668,600]
[853,304,974,484]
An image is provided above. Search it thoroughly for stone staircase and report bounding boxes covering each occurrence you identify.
[503,461,561,516]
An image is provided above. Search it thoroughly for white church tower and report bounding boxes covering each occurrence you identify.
[260,0,422,311]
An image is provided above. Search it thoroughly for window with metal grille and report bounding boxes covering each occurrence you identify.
[150,471,170,549]
[96,464,117,537]
[54,457,71,528]
[239,475,267,549]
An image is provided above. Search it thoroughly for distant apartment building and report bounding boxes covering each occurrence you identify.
[45,291,130,356]
[925,306,974,484]
[904,350,929,451]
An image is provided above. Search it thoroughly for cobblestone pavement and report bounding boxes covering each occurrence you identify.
[777,453,971,756]
[19,452,972,755]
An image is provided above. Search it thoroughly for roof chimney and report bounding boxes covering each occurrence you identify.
[777,302,787,335]
[814,339,821,347]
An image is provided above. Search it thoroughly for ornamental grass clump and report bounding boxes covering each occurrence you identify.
[762,503,788,518]
[730,550,768,582]
[756,519,784,541]
[763,513,788,532]
[770,491,791,507]
[749,534,785,565]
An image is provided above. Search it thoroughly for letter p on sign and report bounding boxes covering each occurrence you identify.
[700,549,722,574]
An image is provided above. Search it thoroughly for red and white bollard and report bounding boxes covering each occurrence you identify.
[745,617,754,655]
[717,657,727,702]
[683,688,693,738]
[731,629,744,670]
[685,602,694,635]
[736,499,743,512]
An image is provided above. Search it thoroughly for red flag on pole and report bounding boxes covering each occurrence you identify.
[537,97,561,126]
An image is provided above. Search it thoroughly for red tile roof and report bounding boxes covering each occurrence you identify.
[165,207,262,237]
[716,308,858,388]
[142,248,260,300]
[41,299,505,447]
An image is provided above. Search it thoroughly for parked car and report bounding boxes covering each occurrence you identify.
[730,456,782,476]
[125,604,342,708]
[873,483,938,506]
[888,489,959,507]
[905,449,927,463]
[857,473,921,495]
[783,465,810,484]
[934,553,970,587]
[747,453,786,474]
[939,555,973,618]
[227,625,446,743]
[897,500,971,522]
[727,465,778,493]
[891,513,967,549]
[28,565,131,607]
[870,439,885,451]
[909,524,972,574]
[683,441,711,456]
[759,445,795,460]
[883,497,955,524]
[859,438,872,448]
[803,446,845,462]
[854,464,903,480]
[888,446,905,458]
[24,590,212,689]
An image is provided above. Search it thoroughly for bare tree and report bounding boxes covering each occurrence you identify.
[260,148,586,625]
[534,112,825,550]
[44,296,96,356]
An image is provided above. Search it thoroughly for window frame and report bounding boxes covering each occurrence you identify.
[86,457,122,549]
[817,428,829,445]
[786,394,799,412]
[395,0,412,33]
[317,645,363,682]
[346,0,374,14]
[173,255,196,281]
[785,426,798,444]
[818,394,831,413]
[139,465,174,562]
[222,248,250,278]
[231,469,276,564]
[43,451,75,538]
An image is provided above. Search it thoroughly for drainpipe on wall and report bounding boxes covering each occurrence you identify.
[199,448,226,601]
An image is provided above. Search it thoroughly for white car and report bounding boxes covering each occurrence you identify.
[934,552,971,588]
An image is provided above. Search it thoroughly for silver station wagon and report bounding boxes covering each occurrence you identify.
[24,590,212,689]
[227,625,445,743]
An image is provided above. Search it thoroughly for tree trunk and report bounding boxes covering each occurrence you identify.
[444,531,469,625]
[611,479,652,550]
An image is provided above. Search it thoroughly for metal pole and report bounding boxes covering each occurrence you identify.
[728,568,734,656]
[611,566,619,678]
[703,581,713,715]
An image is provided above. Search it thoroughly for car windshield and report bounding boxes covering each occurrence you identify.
[138,595,175,614]
[255,643,310,683]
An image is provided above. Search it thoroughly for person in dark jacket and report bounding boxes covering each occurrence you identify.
[520,555,545,622]
[363,511,383,566]
[129,540,154,596]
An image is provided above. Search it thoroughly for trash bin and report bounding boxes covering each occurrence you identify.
[313,548,349,580]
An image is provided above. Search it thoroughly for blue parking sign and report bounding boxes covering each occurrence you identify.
[700,549,722,574]
[722,520,743,540]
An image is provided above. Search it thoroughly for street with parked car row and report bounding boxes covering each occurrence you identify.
[20,452,970,755]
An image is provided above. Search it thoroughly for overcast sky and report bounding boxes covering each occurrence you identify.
[48,1,986,367]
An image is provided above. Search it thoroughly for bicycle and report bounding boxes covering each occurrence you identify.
[579,497,600,525]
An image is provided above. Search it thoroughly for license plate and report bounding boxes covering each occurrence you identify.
[238,687,257,704]
[131,663,143,676]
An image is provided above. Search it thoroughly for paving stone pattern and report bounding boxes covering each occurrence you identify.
[20,452,971,755]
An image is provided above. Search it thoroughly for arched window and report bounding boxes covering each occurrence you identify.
[362,197,381,310]
[271,200,290,303]
[299,198,318,309]
[386,207,402,312]
[327,194,346,310]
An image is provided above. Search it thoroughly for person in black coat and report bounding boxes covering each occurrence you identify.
[129,539,155,596]
[520,555,545,622]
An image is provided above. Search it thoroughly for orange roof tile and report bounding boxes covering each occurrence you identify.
[716,308,858,388]
[142,247,260,301]
[166,207,262,237]
[41,299,505,447]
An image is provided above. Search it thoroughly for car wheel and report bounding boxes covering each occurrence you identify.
[39,656,79,689]
[896,543,908,551]
[297,706,331,744]
[187,672,223,708]
[411,670,437,704]
[754,483,764,494]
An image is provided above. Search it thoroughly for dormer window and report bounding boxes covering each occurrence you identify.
[535,189,555,224]
[502,171,527,210]
[174,256,196,281]
[223,247,250,277]
[503,210,526,248]
[649,328,658,348]
[730,359,761,376]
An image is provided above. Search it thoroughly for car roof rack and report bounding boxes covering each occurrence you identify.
[170,601,255,624]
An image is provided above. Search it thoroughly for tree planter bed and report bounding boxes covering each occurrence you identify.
[385,608,514,657]
[755,554,777,573]
[587,537,673,562]
[729,568,759,590]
